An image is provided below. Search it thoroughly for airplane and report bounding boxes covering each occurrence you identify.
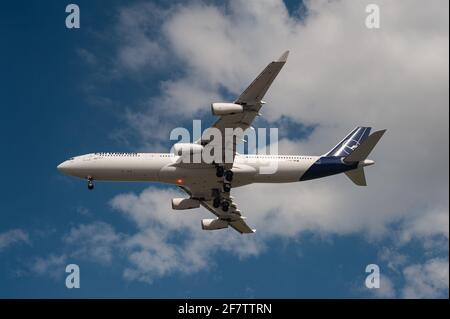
[57,50,386,234]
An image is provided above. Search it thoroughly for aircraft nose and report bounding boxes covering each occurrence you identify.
[57,161,70,173]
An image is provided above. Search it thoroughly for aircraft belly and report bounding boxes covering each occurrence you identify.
[159,166,214,184]
[247,160,313,183]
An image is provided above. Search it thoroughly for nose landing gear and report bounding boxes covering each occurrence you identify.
[87,177,94,190]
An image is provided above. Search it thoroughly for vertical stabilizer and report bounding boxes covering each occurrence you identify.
[325,127,371,157]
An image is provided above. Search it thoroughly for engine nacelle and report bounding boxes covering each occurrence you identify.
[211,103,244,116]
[173,143,204,156]
[172,198,200,210]
[201,218,229,230]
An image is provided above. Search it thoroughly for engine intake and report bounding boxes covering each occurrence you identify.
[172,198,200,210]
[201,218,229,230]
[211,103,244,116]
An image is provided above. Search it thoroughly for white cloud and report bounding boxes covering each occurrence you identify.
[76,206,91,216]
[29,189,263,284]
[0,229,30,252]
[110,188,264,283]
[371,274,397,298]
[77,48,97,65]
[116,3,167,72]
[30,254,67,280]
[378,247,408,273]
[86,0,448,289]
[28,223,120,280]
[63,222,123,265]
[140,0,446,233]
[402,258,449,298]
[398,207,449,244]
[27,223,119,280]
[113,1,449,238]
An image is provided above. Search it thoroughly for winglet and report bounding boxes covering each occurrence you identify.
[277,50,290,62]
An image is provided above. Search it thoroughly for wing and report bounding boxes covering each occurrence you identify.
[176,51,289,232]
[198,51,289,166]
[179,185,255,234]
[235,50,289,106]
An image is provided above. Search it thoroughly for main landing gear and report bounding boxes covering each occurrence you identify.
[212,188,231,212]
[213,197,221,208]
[223,183,231,193]
[215,165,233,182]
[213,165,235,211]
[87,177,94,190]
[215,166,224,178]
[224,170,233,182]
[215,165,234,193]
[222,170,233,193]
[221,201,230,212]
[213,197,230,212]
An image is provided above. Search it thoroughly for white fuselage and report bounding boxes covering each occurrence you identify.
[57,152,319,190]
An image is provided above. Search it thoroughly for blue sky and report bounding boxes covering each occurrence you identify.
[0,0,448,298]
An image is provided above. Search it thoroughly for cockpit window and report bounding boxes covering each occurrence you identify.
[68,157,74,160]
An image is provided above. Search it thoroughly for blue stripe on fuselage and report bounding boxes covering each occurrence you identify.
[300,156,358,181]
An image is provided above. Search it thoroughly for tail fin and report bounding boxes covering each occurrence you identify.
[325,127,371,157]
[343,129,386,186]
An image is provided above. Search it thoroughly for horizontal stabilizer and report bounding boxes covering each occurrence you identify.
[345,130,386,162]
[345,167,367,186]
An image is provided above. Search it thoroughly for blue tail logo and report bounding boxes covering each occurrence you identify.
[325,127,371,157]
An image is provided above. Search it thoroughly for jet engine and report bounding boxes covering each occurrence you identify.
[211,103,244,116]
[201,218,228,230]
[173,143,204,156]
[171,198,200,210]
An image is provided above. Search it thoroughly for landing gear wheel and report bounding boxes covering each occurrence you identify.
[213,197,221,208]
[224,170,233,182]
[221,201,230,212]
[87,177,94,190]
[223,183,231,193]
[216,166,224,178]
